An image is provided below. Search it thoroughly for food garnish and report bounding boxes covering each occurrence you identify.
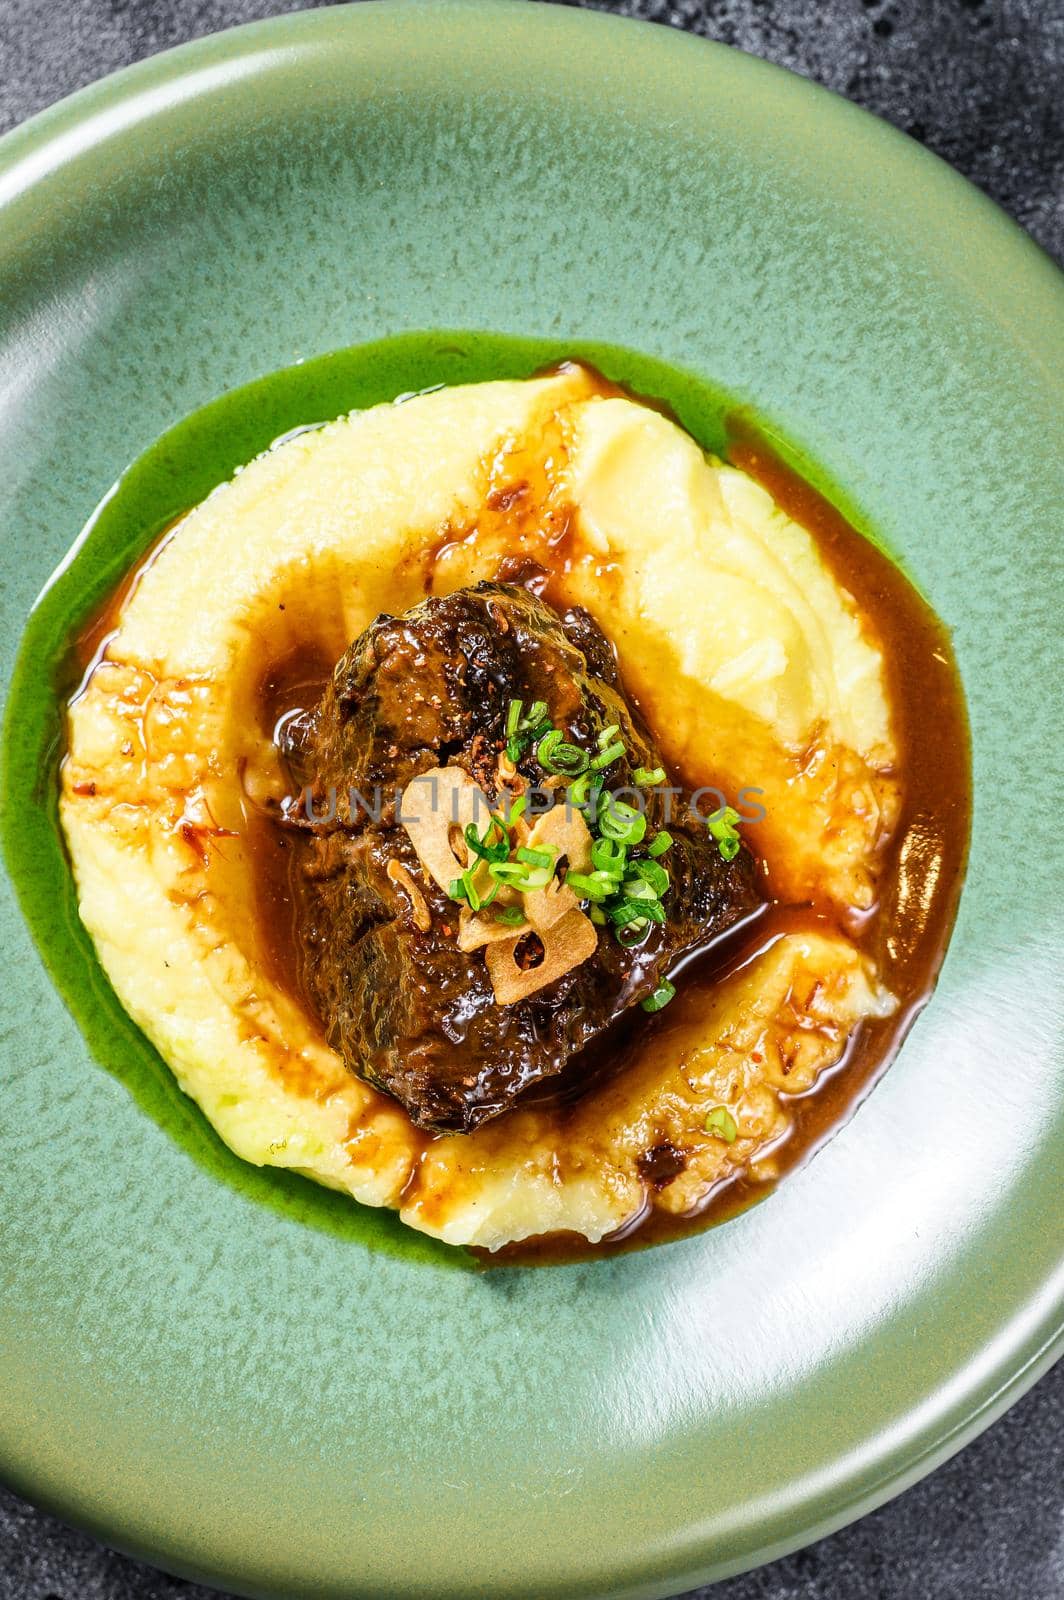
[641,980,676,1014]
[708,805,743,863]
[704,1106,739,1143]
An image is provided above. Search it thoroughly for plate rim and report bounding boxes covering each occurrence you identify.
[4,1321,1060,1599]
[0,4,1061,1597]
[1,0,1061,288]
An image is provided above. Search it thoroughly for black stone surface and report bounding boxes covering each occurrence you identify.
[0,3,1060,1598]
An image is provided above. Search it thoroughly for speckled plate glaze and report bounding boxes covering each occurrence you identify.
[0,4,1061,1597]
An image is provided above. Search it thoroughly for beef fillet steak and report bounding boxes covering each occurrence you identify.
[283,583,762,1132]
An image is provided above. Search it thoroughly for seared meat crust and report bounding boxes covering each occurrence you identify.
[288,584,762,1131]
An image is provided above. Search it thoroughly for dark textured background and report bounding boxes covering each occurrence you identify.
[0,2,1061,1597]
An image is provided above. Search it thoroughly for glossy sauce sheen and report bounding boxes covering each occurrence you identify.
[68,363,971,1265]
[565,433,973,1260]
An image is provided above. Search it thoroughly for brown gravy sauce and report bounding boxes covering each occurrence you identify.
[71,517,185,684]
[494,428,970,1262]
[246,643,338,1025]
[70,370,971,1264]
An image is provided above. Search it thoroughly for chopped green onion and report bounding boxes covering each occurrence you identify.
[490,859,553,891]
[608,895,667,926]
[567,771,590,807]
[493,794,527,830]
[497,698,682,953]
[536,729,563,767]
[524,869,554,890]
[556,745,590,774]
[590,739,626,771]
[704,1106,738,1143]
[707,805,743,863]
[465,819,509,863]
[489,860,525,884]
[641,979,676,1013]
[516,846,554,870]
[637,899,668,924]
[632,858,670,897]
[536,729,589,775]
[597,798,647,845]
[567,771,601,812]
[490,861,527,885]
[707,804,741,830]
[448,869,498,911]
[505,699,553,764]
[590,837,627,878]
[470,871,495,912]
[565,870,619,903]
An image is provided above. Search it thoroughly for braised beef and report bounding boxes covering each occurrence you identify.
[285,583,762,1132]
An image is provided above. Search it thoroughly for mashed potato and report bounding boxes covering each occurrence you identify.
[61,368,898,1250]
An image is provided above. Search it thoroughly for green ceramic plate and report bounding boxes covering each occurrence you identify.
[0,4,1061,1596]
